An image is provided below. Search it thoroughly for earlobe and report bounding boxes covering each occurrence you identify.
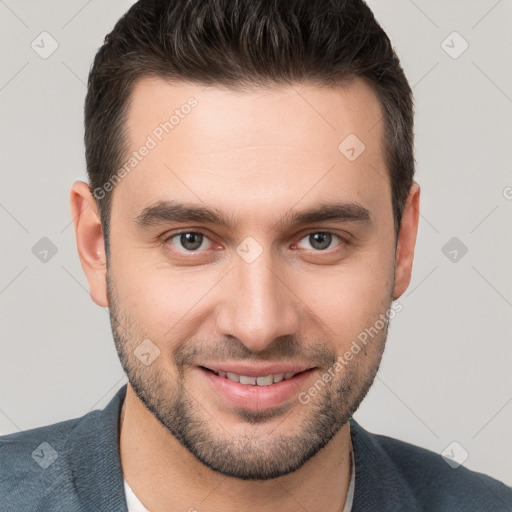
[69,181,109,307]
[392,182,420,300]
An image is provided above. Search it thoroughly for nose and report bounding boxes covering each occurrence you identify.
[215,250,301,353]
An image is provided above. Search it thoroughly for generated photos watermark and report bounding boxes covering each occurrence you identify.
[298,301,403,405]
[93,96,199,200]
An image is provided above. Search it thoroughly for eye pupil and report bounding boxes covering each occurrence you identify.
[180,233,203,251]
[310,232,331,250]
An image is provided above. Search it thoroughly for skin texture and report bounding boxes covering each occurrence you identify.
[70,77,420,512]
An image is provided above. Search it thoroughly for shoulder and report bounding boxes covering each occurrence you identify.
[352,421,512,511]
[0,412,101,512]
[0,385,127,512]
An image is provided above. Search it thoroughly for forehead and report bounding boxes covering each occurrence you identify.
[113,77,390,232]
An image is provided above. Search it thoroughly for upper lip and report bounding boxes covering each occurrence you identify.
[199,363,315,377]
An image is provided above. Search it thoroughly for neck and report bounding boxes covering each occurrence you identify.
[119,384,353,512]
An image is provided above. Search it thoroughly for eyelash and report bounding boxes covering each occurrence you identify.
[162,229,348,255]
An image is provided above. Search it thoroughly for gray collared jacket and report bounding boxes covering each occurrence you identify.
[1,384,511,511]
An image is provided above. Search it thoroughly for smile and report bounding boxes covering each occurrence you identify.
[197,366,316,410]
[207,368,302,386]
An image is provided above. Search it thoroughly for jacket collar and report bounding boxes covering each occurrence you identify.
[349,419,421,511]
[65,384,128,511]
[60,384,421,512]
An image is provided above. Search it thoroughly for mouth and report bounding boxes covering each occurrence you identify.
[200,366,308,386]
[196,365,317,410]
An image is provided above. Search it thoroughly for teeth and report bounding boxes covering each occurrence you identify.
[214,370,299,385]
[239,375,257,385]
[256,375,274,386]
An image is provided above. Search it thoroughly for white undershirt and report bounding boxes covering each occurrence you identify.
[124,478,150,512]
[124,448,355,512]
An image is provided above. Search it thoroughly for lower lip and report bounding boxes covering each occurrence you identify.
[196,366,316,410]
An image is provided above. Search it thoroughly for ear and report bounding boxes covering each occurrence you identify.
[69,181,108,307]
[392,182,420,300]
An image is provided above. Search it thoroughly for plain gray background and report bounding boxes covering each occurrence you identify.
[1,0,511,486]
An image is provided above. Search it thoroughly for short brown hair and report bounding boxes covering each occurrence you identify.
[85,0,414,255]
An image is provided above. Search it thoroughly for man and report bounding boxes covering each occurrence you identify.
[1,0,511,510]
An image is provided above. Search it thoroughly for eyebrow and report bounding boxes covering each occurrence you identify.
[133,199,371,231]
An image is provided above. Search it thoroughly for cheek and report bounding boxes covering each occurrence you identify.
[110,254,220,342]
[295,251,394,340]
[109,221,395,348]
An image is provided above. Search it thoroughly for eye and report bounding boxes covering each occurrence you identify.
[165,231,212,252]
[162,230,347,256]
[295,231,345,252]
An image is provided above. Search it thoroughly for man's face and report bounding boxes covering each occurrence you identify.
[107,77,397,479]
